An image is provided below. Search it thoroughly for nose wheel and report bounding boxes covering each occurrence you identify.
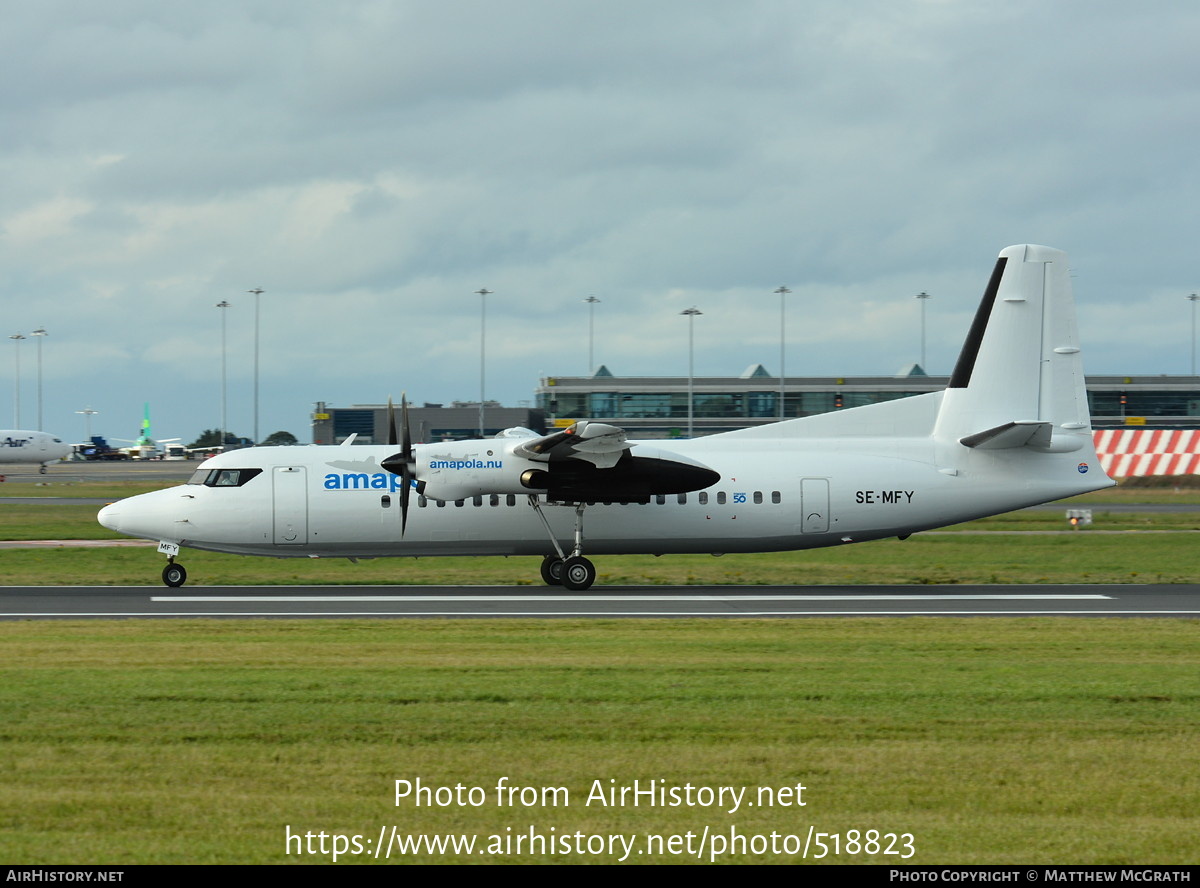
[161,560,187,588]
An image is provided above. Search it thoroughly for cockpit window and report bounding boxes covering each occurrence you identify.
[187,468,263,488]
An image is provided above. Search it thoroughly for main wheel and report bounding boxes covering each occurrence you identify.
[539,555,564,586]
[38,466,47,475]
[561,556,596,592]
[162,562,187,588]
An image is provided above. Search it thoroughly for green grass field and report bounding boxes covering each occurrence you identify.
[2,531,1200,587]
[0,619,1196,864]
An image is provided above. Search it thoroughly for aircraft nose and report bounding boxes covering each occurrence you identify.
[97,502,121,532]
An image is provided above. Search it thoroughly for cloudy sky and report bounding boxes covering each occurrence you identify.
[3,0,1198,444]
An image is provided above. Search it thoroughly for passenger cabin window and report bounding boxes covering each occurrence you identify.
[717,491,727,504]
[188,468,263,488]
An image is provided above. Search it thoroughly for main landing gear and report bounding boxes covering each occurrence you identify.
[529,496,597,591]
[162,558,187,588]
[539,554,597,591]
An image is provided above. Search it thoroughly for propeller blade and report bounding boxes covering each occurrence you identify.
[401,393,412,461]
[400,464,411,535]
[399,393,413,535]
[379,394,419,535]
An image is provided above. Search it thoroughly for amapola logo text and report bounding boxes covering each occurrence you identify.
[428,459,503,470]
[323,472,410,492]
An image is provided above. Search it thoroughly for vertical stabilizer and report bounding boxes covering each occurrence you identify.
[934,245,1092,453]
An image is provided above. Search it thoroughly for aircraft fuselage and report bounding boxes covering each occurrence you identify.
[98,422,1108,561]
[0,431,72,468]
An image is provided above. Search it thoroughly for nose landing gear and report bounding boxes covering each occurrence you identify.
[161,558,187,588]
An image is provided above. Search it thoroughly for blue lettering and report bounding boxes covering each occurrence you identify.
[428,459,503,470]
[323,472,413,492]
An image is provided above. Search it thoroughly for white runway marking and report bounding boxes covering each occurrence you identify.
[154,593,1114,602]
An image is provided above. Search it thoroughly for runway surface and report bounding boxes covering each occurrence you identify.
[1,583,1197,619]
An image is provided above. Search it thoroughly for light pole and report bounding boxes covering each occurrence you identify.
[248,288,264,444]
[31,328,46,430]
[9,333,25,427]
[584,296,600,374]
[476,288,493,437]
[915,291,931,369]
[1189,294,1199,376]
[217,301,231,451]
[680,307,702,438]
[774,286,790,419]
[76,406,99,441]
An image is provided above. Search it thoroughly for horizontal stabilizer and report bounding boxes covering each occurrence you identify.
[960,421,1051,450]
[959,420,1085,453]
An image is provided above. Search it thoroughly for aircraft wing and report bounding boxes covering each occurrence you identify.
[511,421,632,469]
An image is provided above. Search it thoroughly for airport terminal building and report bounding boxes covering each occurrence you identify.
[533,366,1200,438]
[311,401,547,446]
[312,368,1200,443]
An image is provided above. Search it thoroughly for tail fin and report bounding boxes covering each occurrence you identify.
[933,244,1092,454]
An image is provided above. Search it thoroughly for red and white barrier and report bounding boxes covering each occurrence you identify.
[1092,429,1200,477]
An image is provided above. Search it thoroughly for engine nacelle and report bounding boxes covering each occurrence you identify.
[387,431,720,504]
[413,439,547,502]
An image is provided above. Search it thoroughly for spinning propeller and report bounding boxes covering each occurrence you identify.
[381,395,415,535]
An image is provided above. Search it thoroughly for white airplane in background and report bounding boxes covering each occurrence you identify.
[0,431,72,473]
[100,245,1114,589]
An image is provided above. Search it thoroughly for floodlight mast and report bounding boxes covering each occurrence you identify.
[680,307,702,438]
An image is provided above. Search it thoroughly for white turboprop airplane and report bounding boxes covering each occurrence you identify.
[0,431,72,473]
[100,244,1114,589]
